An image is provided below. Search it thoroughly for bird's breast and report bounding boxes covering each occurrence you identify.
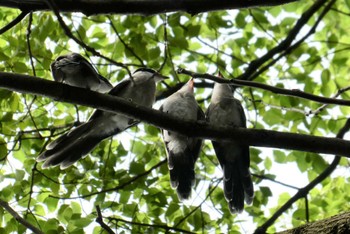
[162,96,198,120]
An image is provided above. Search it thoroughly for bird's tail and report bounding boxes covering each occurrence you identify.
[168,148,196,201]
[224,158,254,213]
[37,121,107,169]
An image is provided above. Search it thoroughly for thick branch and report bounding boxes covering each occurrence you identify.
[2,0,298,15]
[277,211,350,234]
[1,72,350,157]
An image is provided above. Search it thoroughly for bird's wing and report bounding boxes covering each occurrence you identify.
[98,74,113,89]
[88,79,132,120]
[211,141,253,213]
[190,105,205,161]
[208,98,253,213]
[160,103,203,200]
[37,121,103,169]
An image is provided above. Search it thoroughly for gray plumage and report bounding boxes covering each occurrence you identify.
[38,68,167,169]
[206,82,254,213]
[160,79,204,200]
[51,53,113,93]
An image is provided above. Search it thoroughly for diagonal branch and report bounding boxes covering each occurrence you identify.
[254,118,350,234]
[248,0,336,82]
[0,199,44,234]
[1,72,350,158]
[0,11,28,35]
[237,0,330,81]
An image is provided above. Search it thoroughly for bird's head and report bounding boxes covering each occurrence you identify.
[55,53,83,64]
[176,78,195,96]
[133,68,168,82]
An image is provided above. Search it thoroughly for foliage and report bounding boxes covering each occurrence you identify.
[0,1,350,233]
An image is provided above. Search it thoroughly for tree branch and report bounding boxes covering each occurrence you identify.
[236,0,329,81]
[175,180,221,227]
[50,160,167,200]
[1,72,350,158]
[276,211,350,234]
[254,118,350,233]
[2,0,298,16]
[108,217,195,233]
[45,0,131,74]
[245,0,335,82]
[178,68,350,106]
[0,10,28,35]
[95,205,115,234]
[0,199,44,234]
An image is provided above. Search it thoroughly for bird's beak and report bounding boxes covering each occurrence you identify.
[188,78,194,89]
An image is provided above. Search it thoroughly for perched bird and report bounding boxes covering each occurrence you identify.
[206,81,254,213]
[51,53,113,92]
[38,68,167,169]
[160,79,204,200]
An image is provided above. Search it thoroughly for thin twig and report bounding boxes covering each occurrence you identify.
[310,86,350,115]
[107,16,144,66]
[196,36,245,64]
[45,0,132,77]
[175,180,221,227]
[49,160,167,199]
[24,12,40,136]
[108,216,195,233]
[252,173,299,190]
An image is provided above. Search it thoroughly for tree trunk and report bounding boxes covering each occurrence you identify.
[278,212,350,234]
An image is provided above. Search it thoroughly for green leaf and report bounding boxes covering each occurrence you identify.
[44,196,59,213]
[345,0,350,10]
[13,62,28,73]
[264,156,272,170]
[72,217,92,228]
[0,187,14,201]
[0,137,7,158]
[273,150,286,163]
[0,4,349,233]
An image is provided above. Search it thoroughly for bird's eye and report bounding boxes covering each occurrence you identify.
[71,54,81,60]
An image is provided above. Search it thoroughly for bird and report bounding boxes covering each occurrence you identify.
[51,53,113,93]
[160,78,204,200]
[37,68,168,169]
[206,80,254,213]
